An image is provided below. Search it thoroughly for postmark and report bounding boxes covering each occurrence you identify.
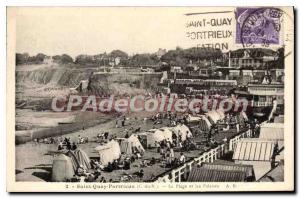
[236,7,283,47]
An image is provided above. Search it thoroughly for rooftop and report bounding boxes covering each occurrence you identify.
[187,167,246,182]
[233,139,275,161]
[258,163,284,182]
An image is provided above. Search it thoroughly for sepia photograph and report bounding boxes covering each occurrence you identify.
[6,6,294,192]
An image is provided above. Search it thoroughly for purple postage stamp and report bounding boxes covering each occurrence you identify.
[236,7,283,47]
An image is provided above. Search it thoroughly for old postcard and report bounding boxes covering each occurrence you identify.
[6,7,294,192]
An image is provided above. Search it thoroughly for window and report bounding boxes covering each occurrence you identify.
[266,97,272,102]
[259,96,266,102]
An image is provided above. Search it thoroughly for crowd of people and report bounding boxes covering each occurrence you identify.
[39,106,258,183]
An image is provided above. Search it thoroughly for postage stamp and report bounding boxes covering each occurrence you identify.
[236,7,284,47]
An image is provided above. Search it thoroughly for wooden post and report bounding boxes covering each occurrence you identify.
[171,170,176,182]
[221,144,225,156]
[178,169,181,182]
[210,150,214,162]
[229,139,233,151]
[214,148,218,160]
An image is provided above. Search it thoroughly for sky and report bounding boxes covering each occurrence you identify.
[13,7,237,57]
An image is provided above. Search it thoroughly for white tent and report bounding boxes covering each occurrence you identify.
[139,127,173,148]
[216,109,226,120]
[171,124,192,141]
[187,114,212,131]
[128,134,145,152]
[95,140,121,166]
[206,110,222,123]
[159,127,173,141]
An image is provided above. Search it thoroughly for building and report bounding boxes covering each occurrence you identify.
[170,79,237,95]
[170,66,183,73]
[43,56,53,64]
[259,122,284,149]
[187,163,254,182]
[258,162,284,182]
[252,70,267,81]
[270,69,285,83]
[233,138,277,180]
[242,70,253,77]
[109,57,121,66]
[198,68,213,77]
[228,50,277,69]
[229,69,240,79]
[155,48,167,58]
[247,83,284,107]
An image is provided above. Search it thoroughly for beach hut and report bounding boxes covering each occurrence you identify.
[66,149,91,171]
[118,138,132,155]
[233,138,276,180]
[187,163,254,182]
[95,140,121,166]
[259,123,284,149]
[51,154,75,182]
[201,163,254,180]
[199,116,212,132]
[119,135,145,155]
[187,114,212,132]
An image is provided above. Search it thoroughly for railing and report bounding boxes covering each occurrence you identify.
[154,129,253,182]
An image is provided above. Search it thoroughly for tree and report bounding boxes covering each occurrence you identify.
[16,53,29,65]
[129,53,160,66]
[60,54,73,64]
[52,55,61,63]
[161,47,223,66]
[161,48,188,66]
[35,53,46,63]
[16,52,46,65]
[52,54,73,64]
[110,50,128,58]
[75,54,94,64]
